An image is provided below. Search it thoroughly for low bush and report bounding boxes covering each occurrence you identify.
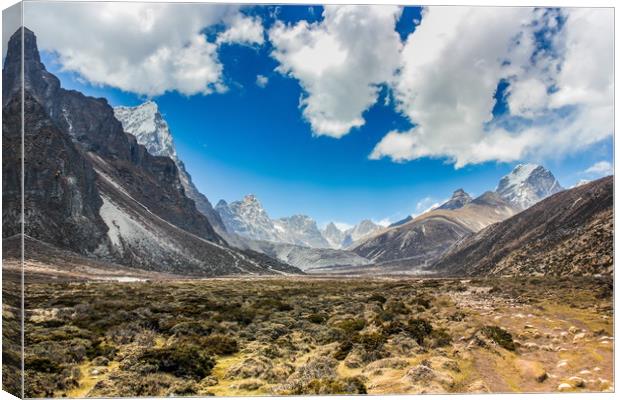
[406,318,433,345]
[307,313,328,324]
[430,328,452,347]
[481,326,515,351]
[137,344,215,379]
[368,294,387,305]
[334,341,353,361]
[201,334,239,355]
[334,318,365,334]
[24,356,63,373]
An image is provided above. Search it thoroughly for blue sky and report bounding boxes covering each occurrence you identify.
[27,4,613,227]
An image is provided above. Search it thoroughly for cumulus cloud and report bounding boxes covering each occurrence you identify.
[584,161,613,177]
[216,14,264,46]
[256,74,269,88]
[370,7,614,168]
[23,2,259,96]
[268,5,403,138]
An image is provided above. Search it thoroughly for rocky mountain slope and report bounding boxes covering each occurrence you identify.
[321,222,347,248]
[496,164,563,210]
[113,101,226,234]
[352,190,517,267]
[432,176,613,276]
[2,27,300,276]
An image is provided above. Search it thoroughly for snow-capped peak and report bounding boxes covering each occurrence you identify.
[496,164,563,210]
[114,101,177,161]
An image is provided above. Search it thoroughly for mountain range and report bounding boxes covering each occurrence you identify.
[3,27,300,277]
[3,26,612,278]
[350,165,563,268]
[432,176,613,276]
[215,195,382,249]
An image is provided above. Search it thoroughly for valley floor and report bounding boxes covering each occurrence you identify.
[5,275,613,397]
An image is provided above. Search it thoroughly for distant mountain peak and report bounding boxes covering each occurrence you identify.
[496,164,563,210]
[216,194,329,248]
[243,194,260,204]
[438,188,472,210]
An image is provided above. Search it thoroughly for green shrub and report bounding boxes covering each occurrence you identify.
[254,298,293,312]
[334,341,353,361]
[430,328,452,347]
[201,334,239,355]
[86,340,117,359]
[448,311,466,322]
[412,296,432,309]
[406,318,433,345]
[381,321,407,336]
[385,300,409,315]
[307,313,327,324]
[357,332,387,352]
[335,318,365,334]
[24,356,63,373]
[137,344,215,379]
[304,377,367,394]
[481,326,515,351]
[368,294,387,304]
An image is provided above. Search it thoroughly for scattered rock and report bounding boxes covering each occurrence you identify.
[90,367,107,376]
[573,332,587,342]
[558,383,572,391]
[568,376,585,388]
[578,369,591,375]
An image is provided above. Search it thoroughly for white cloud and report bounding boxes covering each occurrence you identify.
[370,7,614,168]
[268,5,403,138]
[216,14,264,46]
[256,74,269,88]
[584,161,613,177]
[23,2,260,96]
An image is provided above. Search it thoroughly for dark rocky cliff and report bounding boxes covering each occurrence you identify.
[2,27,301,276]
